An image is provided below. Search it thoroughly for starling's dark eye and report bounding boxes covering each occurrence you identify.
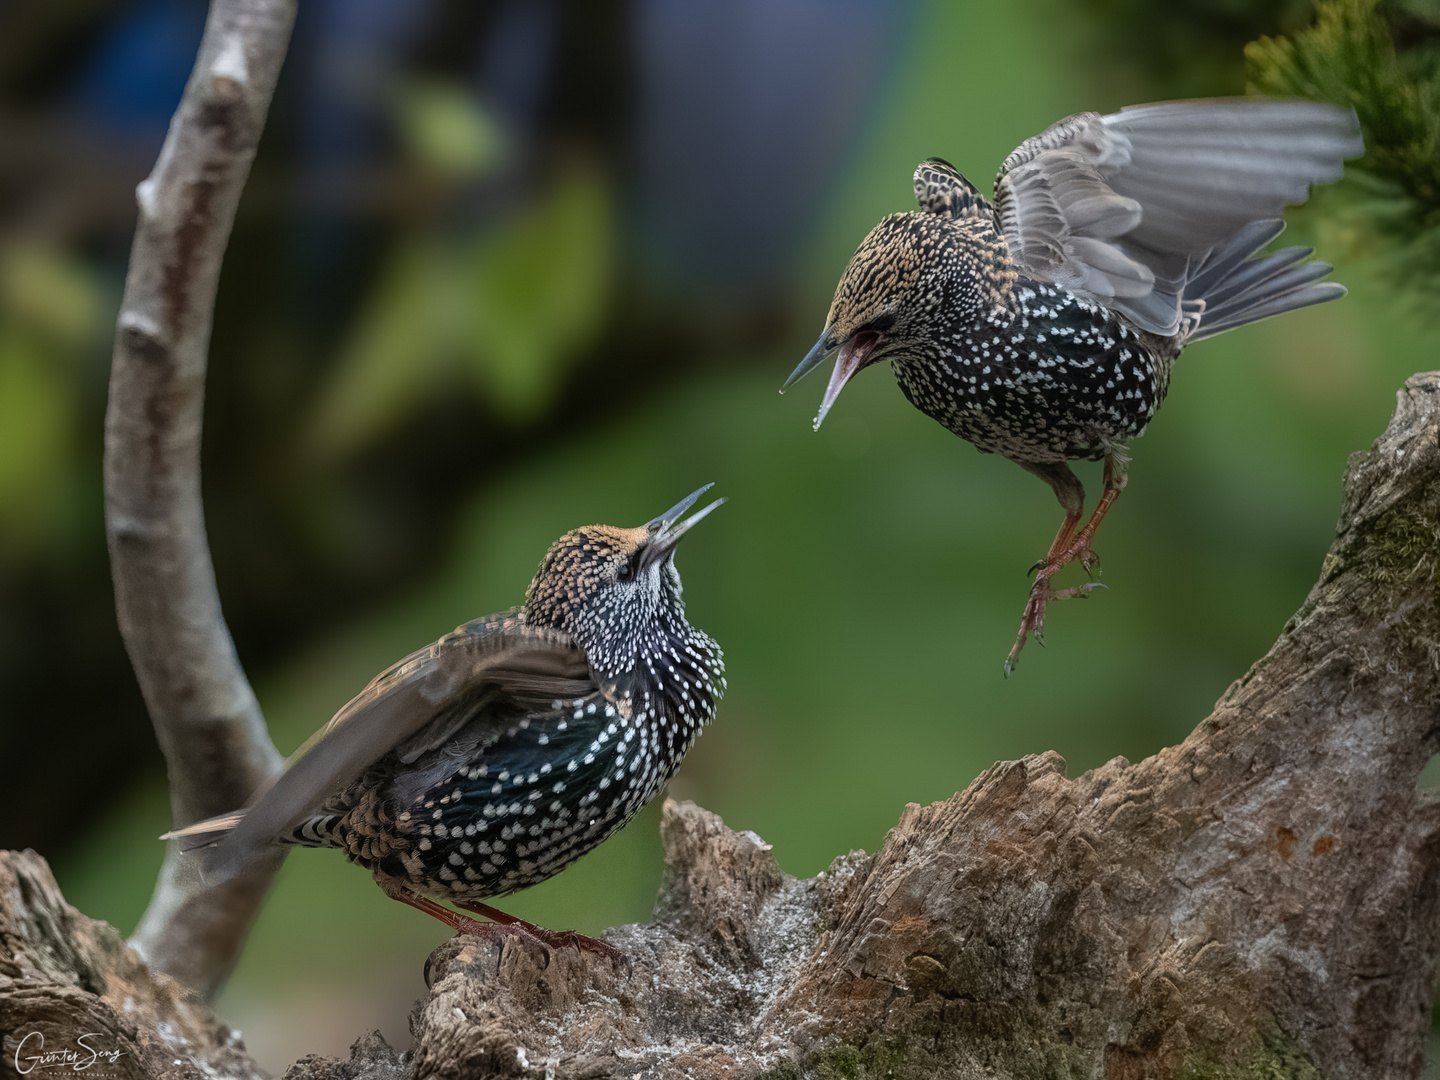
[615,560,635,582]
[869,312,896,333]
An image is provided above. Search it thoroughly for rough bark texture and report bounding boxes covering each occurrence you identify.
[10,374,1437,1078]
[0,850,264,1080]
[104,0,295,996]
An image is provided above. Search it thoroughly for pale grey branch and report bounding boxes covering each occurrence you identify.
[104,0,297,996]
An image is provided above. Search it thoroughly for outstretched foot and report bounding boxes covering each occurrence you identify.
[1005,540,1105,674]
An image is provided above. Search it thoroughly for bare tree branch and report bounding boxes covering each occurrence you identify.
[104,0,296,997]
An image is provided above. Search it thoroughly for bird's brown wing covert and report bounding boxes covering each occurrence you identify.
[989,99,1362,336]
[186,612,594,880]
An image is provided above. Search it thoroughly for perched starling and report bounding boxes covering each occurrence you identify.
[785,99,1363,671]
[166,486,726,955]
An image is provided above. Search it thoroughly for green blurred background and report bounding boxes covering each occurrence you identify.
[2,0,1437,1069]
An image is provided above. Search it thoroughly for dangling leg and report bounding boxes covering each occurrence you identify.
[1061,450,1128,573]
[1007,461,1085,672]
[1006,458,1120,673]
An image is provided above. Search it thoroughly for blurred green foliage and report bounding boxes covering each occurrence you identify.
[311,155,615,458]
[1071,0,1315,100]
[1248,0,1440,301]
[392,77,508,180]
[30,0,1440,1069]
[0,242,103,565]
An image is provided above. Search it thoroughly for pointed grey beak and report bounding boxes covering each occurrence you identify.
[642,484,725,566]
[783,326,881,430]
[812,331,878,431]
[782,327,834,391]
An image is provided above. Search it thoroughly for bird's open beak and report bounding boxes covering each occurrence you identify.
[784,328,880,432]
[642,484,725,567]
[783,327,835,391]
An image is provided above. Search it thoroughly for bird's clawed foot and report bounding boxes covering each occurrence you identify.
[382,882,627,968]
[452,900,627,968]
[1004,543,1104,675]
[467,921,626,968]
[456,917,623,963]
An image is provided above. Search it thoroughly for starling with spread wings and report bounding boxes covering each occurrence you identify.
[165,487,726,957]
[785,99,1363,671]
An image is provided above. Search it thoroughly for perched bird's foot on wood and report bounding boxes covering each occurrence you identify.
[503,924,626,968]
[454,898,627,967]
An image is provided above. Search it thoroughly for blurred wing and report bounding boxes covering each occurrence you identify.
[991,99,1363,335]
[199,613,593,880]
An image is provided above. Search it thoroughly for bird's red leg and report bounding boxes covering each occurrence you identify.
[452,898,624,966]
[377,879,499,935]
[1007,459,1118,672]
[1031,504,1085,576]
[378,879,622,964]
[378,880,623,965]
[1055,453,1128,576]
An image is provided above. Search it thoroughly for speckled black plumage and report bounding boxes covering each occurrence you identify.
[788,99,1364,669]
[167,489,725,933]
[843,209,1172,466]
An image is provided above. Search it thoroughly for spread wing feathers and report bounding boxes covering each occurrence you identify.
[1182,219,1346,342]
[992,99,1363,335]
[175,615,593,883]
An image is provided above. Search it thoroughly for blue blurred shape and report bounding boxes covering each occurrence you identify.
[67,0,207,152]
[293,0,437,208]
[478,0,562,139]
[635,0,914,293]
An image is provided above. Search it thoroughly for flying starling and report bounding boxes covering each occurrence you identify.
[785,99,1363,671]
[166,486,726,956]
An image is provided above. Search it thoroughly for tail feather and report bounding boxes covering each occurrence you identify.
[1191,281,1346,341]
[160,809,341,861]
[1183,219,1287,297]
[1182,218,1345,344]
[1197,246,1318,309]
[160,811,247,853]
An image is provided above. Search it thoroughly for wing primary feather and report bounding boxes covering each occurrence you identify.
[991,99,1360,325]
[201,621,591,884]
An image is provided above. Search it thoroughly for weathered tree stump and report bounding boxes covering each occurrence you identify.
[0,850,264,1080]
[4,373,1438,1079]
